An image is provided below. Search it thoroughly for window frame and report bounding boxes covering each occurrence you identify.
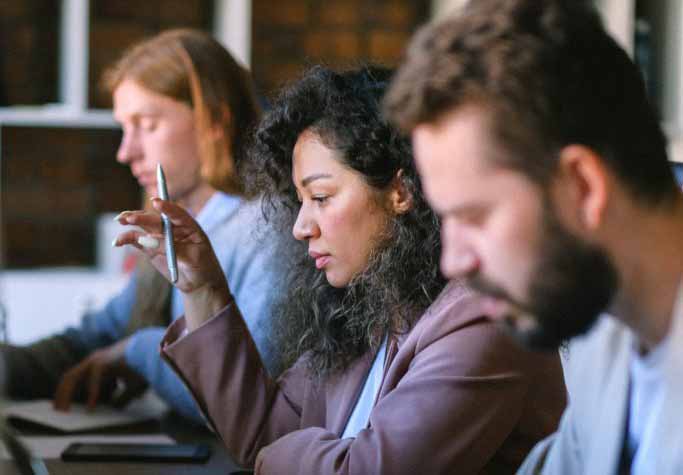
[0,0,252,128]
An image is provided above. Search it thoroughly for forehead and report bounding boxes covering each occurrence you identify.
[292,130,349,182]
[413,109,496,191]
[412,106,541,215]
[112,80,187,119]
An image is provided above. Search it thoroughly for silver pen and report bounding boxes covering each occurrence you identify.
[156,163,178,283]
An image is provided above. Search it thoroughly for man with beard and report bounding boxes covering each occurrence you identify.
[113,66,566,474]
[385,0,683,474]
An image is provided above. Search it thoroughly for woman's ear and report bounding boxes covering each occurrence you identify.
[388,169,413,215]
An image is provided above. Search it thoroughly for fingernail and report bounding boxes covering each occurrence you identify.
[114,211,128,221]
[111,238,118,247]
[138,235,160,249]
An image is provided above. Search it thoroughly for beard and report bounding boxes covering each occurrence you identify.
[469,202,618,351]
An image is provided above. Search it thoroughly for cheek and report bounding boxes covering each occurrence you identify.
[324,199,385,264]
[322,209,355,253]
[158,130,201,169]
[485,210,541,297]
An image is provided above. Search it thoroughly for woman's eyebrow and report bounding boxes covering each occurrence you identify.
[301,173,333,187]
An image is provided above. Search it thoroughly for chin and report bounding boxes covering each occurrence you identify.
[324,270,351,288]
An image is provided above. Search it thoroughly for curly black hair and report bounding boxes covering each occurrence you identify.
[243,65,446,378]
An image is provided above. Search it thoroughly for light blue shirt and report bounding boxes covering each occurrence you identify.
[626,337,669,472]
[169,192,241,320]
[341,336,388,439]
[63,192,283,423]
[624,281,683,474]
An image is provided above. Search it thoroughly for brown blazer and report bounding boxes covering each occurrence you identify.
[161,281,566,474]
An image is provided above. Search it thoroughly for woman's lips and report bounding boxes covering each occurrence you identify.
[315,255,331,269]
[309,251,331,269]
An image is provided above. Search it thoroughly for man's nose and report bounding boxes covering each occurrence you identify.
[440,223,480,279]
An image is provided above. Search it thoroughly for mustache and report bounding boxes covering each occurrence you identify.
[466,274,538,318]
[467,274,513,302]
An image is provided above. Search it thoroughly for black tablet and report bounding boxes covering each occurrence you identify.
[61,442,211,463]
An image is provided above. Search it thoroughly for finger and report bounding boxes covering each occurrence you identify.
[151,198,200,228]
[54,363,88,411]
[114,210,147,224]
[113,230,163,250]
[86,364,106,410]
[119,209,198,242]
[118,211,164,234]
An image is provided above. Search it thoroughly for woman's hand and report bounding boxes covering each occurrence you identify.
[113,198,232,329]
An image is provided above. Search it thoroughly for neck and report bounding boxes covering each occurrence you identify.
[609,195,683,351]
[176,183,216,216]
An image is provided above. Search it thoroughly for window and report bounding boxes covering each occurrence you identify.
[0,0,251,268]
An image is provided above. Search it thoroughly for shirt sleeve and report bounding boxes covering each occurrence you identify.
[61,272,139,353]
[210,204,284,376]
[125,326,204,424]
[0,272,137,399]
[160,307,307,468]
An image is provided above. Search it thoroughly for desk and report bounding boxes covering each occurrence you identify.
[0,414,245,475]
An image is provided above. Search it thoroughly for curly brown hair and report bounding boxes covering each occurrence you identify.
[243,65,446,378]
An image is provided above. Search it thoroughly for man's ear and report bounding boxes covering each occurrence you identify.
[388,169,413,215]
[556,144,610,230]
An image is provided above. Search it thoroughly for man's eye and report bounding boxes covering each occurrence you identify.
[141,120,157,131]
[462,209,487,226]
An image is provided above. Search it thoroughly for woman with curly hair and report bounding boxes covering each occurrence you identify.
[114,66,566,474]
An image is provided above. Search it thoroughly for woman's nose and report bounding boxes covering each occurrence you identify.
[292,205,319,241]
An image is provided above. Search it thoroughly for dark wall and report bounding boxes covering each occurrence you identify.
[1,126,141,268]
[0,1,430,268]
[0,0,60,105]
[89,0,214,108]
[251,0,430,97]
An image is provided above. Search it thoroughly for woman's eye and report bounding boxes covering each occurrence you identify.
[312,195,328,204]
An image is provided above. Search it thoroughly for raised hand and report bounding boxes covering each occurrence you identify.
[113,198,233,329]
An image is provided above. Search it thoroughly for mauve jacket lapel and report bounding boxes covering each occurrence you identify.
[325,281,468,436]
[326,350,375,436]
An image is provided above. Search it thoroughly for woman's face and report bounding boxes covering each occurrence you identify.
[292,130,394,288]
